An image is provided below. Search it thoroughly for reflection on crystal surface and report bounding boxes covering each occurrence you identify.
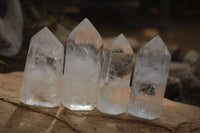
[20,27,64,107]
[127,36,171,119]
[97,34,133,114]
[62,18,103,110]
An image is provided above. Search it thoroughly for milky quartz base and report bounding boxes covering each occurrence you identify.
[97,34,133,115]
[98,78,130,115]
[127,36,171,119]
[20,27,64,107]
[62,18,103,110]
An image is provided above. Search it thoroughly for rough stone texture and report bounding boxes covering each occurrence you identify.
[62,18,103,111]
[0,72,200,133]
[20,27,64,108]
[0,0,23,57]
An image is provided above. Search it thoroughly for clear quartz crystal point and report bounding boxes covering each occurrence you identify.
[127,36,171,119]
[97,34,133,114]
[20,27,64,107]
[62,18,103,110]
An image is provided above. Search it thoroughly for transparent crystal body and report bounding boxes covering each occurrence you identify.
[127,36,171,119]
[97,34,133,114]
[20,27,64,107]
[62,18,103,110]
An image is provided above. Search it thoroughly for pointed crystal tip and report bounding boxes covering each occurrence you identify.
[31,27,63,48]
[141,35,170,56]
[32,27,51,39]
[68,18,103,49]
[111,34,133,54]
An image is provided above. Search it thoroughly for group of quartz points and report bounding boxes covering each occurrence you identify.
[20,18,171,120]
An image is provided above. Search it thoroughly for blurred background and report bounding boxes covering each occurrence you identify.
[0,0,200,106]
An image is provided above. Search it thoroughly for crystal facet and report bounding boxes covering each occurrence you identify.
[20,27,64,107]
[127,36,171,119]
[97,34,133,114]
[62,18,103,110]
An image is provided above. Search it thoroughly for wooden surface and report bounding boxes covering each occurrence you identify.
[0,72,199,133]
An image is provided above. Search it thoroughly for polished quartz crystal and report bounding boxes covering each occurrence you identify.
[97,34,133,114]
[20,27,64,107]
[62,18,103,110]
[127,36,171,119]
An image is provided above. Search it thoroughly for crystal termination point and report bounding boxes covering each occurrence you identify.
[62,18,103,110]
[97,34,133,115]
[20,27,64,107]
[127,36,171,119]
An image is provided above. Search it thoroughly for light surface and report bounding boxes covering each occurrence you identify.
[127,35,171,119]
[20,27,64,107]
[97,34,133,115]
[62,18,103,110]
